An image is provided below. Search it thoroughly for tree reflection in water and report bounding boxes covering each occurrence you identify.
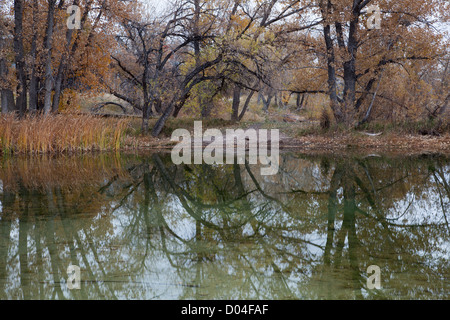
[0,153,448,299]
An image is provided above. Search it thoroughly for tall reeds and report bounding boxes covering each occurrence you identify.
[0,114,128,154]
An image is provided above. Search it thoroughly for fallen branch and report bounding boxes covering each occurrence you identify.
[91,102,128,114]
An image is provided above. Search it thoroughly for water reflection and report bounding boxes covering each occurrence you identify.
[0,153,448,299]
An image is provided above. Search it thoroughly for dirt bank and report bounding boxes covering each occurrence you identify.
[282,133,450,155]
[123,129,450,156]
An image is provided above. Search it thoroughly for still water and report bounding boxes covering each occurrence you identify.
[0,152,448,299]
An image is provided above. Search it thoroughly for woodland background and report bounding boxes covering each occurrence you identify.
[0,0,449,138]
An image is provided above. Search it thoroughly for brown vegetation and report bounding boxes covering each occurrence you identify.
[0,114,128,154]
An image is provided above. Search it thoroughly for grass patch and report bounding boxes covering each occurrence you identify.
[0,114,129,155]
[158,117,236,137]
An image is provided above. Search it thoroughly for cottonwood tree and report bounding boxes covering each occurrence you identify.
[222,0,321,121]
[1,0,134,115]
[109,0,325,135]
[110,0,231,134]
[313,0,449,125]
[0,12,16,113]
[110,1,201,133]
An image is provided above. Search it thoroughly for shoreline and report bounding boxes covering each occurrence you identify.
[1,113,449,156]
[2,134,449,157]
[122,131,450,156]
[280,133,450,156]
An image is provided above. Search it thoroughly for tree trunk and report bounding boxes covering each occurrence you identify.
[29,72,39,114]
[142,101,153,134]
[262,89,273,112]
[323,23,343,123]
[238,90,255,121]
[154,98,162,113]
[201,99,214,118]
[257,91,263,105]
[142,107,150,135]
[153,89,190,136]
[37,78,45,111]
[13,0,27,116]
[296,93,305,111]
[342,11,360,125]
[1,89,15,114]
[437,94,449,116]
[141,52,151,133]
[152,100,176,137]
[43,0,56,115]
[51,64,64,113]
[173,93,189,118]
[193,0,206,117]
[359,69,384,125]
[52,0,95,113]
[231,84,241,122]
[0,55,15,113]
[141,97,150,134]
[29,0,39,114]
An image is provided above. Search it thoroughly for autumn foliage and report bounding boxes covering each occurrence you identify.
[0,0,448,138]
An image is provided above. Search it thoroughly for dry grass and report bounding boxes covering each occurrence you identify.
[0,114,129,154]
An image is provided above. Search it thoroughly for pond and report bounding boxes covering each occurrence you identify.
[0,152,448,299]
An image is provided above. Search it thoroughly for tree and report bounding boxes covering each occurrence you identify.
[13,0,27,116]
[1,0,133,115]
[314,0,449,125]
[0,14,15,113]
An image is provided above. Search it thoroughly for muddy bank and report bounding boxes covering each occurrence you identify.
[282,133,450,156]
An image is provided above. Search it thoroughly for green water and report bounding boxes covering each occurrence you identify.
[0,152,448,300]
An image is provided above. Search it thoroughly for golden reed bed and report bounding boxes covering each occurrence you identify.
[0,114,129,154]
